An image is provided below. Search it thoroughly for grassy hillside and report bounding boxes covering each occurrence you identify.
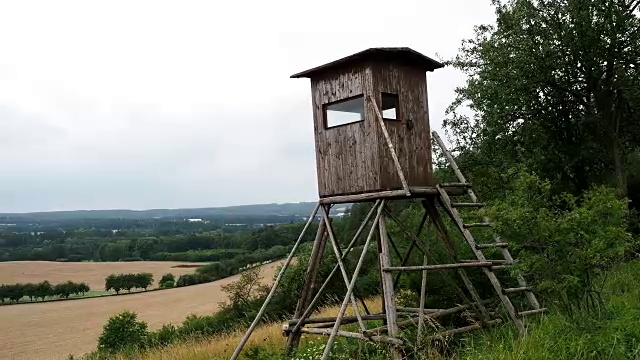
[104,259,640,360]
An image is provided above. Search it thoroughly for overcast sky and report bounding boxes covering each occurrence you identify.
[0,0,496,213]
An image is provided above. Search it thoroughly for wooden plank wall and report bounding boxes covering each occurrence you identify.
[311,66,379,197]
[372,63,433,190]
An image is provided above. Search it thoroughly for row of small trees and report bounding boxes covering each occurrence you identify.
[0,280,90,303]
[105,273,153,294]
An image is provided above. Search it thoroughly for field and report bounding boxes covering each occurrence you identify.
[0,260,284,360]
[0,261,206,290]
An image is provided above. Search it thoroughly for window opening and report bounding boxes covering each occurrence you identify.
[324,95,365,128]
[381,93,399,121]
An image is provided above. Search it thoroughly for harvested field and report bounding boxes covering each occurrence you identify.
[0,261,207,290]
[0,260,284,360]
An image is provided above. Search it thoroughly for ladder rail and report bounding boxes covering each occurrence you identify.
[432,131,541,310]
[436,185,525,333]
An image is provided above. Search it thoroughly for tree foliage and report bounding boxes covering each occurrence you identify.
[445,0,640,198]
[97,311,149,353]
[0,280,89,303]
[104,273,153,294]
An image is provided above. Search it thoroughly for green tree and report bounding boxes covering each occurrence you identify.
[35,280,53,301]
[159,273,175,288]
[486,170,636,313]
[445,0,640,198]
[97,311,149,353]
[105,274,123,294]
[135,273,153,290]
[219,266,269,309]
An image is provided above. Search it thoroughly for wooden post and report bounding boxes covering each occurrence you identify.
[230,203,320,360]
[288,201,382,337]
[320,200,385,360]
[285,219,327,353]
[321,206,367,331]
[378,213,402,360]
[416,250,428,346]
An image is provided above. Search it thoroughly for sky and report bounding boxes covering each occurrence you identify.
[0,0,496,213]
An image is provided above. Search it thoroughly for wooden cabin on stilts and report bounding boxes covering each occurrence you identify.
[230,47,545,360]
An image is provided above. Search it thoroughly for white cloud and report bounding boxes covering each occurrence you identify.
[0,0,495,212]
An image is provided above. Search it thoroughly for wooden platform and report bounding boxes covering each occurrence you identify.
[318,184,470,204]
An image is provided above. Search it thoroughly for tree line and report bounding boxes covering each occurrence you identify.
[0,280,90,303]
[0,220,316,263]
[105,273,153,294]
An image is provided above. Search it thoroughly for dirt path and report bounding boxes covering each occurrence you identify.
[0,260,283,360]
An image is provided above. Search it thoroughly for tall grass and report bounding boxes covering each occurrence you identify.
[110,260,640,360]
[456,260,640,360]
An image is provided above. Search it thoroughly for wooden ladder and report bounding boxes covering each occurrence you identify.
[432,131,546,332]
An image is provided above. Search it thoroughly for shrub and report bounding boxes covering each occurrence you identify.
[159,273,175,288]
[147,324,179,347]
[486,170,637,314]
[97,311,148,353]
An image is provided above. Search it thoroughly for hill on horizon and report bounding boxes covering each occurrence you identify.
[0,202,349,222]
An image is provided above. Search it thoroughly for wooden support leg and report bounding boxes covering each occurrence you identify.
[320,200,385,360]
[288,201,381,338]
[321,205,367,331]
[285,219,327,354]
[378,213,402,360]
[230,203,320,360]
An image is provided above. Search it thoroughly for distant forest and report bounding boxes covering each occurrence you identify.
[0,202,349,263]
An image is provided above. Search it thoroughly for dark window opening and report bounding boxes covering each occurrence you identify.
[381,93,399,121]
[324,95,365,128]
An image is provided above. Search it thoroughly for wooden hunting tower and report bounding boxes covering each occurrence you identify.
[290,47,444,198]
[231,48,545,360]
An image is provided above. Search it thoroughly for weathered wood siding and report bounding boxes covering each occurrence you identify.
[311,66,379,197]
[371,63,434,191]
[310,62,433,197]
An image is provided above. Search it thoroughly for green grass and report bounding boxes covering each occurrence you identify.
[454,260,640,360]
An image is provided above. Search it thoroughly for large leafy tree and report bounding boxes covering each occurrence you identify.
[445,0,640,197]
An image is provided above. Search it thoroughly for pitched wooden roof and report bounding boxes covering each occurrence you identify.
[290,47,444,78]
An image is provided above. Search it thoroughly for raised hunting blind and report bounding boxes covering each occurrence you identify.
[231,48,545,360]
[290,47,443,198]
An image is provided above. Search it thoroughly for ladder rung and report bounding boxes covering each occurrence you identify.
[452,202,485,208]
[518,308,547,317]
[503,286,532,294]
[440,182,472,188]
[464,222,492,228]
[476,242,509,249]
[460,259,510,264]
[490,264,513,270]
[383,262,494,272]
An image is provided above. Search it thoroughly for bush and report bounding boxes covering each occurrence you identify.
[486,170,637,314]
[97,311,148,353]
[147,324,179,347]
[159,273,175,288]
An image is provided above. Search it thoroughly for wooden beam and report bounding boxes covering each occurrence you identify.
[318,186,467,204]
[299,327,403,346]
[230,203,320,360]
[368,94,410,196]
[384,262,494,271]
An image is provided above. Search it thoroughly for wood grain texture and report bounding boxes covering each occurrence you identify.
[308,61,434,197]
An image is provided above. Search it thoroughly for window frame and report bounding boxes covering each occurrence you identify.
[322,94,366,129]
